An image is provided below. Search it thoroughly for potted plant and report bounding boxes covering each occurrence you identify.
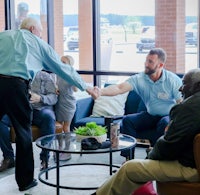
[74,122,107,143]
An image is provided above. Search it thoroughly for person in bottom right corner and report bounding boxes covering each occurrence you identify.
[54,55,78,161]
[91,68,200,195]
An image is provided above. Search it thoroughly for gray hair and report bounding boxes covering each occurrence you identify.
[148,48,167,63]
[20,17,42,31]
[186,68,200,85]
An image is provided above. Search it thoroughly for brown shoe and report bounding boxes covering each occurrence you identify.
[0,158,15,172]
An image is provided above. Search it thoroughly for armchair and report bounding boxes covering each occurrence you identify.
[156,133,200,195]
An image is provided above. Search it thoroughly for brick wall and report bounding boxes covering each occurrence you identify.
[79,0,93,82]
[155,0,185,73]
[0,1,5,31]
[53,0,64,56]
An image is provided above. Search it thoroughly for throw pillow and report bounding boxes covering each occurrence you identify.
[91,92,128,117]
[132,182,157,195]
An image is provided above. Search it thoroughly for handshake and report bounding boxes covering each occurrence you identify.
[30,92,41,103]
[86,86,101,100]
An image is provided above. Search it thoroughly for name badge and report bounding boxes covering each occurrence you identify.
[157,92,169,100]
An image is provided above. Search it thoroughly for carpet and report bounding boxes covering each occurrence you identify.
[0,144,146,194]
[0,165,116,195]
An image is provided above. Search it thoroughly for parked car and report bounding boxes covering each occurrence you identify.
[65,26,112,50]
[66,26,79,50]
[185,23,197,46]
[136,26,155,52]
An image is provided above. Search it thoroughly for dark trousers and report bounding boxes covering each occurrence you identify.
[0,76,34,188]
[120,111,169,158]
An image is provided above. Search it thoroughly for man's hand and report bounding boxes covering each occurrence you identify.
[86,86,101,99]
[30,93,41,103]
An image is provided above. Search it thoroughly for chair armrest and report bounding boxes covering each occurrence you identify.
[194,133,200,176]
[104,115,123,127]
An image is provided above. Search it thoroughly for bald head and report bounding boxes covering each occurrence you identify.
[180,68,200,99]
[20,17,43,38]
[61,55,75,66]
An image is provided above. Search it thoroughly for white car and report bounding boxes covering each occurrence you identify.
[185,23,197,46]
[136,26,155,52]
[66,26,79,50]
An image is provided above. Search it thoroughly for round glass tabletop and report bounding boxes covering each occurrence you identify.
[36,132,136,154]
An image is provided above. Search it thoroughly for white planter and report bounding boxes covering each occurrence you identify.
[75,134,107,143]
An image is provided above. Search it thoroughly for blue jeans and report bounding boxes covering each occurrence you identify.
[0,115,14,160]
[120,111,169,158]
[0,108,56,162]
[32,108,56,161]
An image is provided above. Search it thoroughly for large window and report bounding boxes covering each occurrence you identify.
[62,0,199,88]
[185,0,198,72]
[98,0,155,84]
[100,0,155,73]
[63,0,80,69]
[2,0,200,92]
[63,0,94,73]
[8,0,48,42]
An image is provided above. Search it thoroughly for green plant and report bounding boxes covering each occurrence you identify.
[74,122,107,136]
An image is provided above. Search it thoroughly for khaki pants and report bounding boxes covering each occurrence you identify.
[96,159,199,195]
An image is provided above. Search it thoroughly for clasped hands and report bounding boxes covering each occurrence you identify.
[86,86,101,99]
[30,92,41,103]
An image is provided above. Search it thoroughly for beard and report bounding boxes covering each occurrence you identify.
[145,66,157,75]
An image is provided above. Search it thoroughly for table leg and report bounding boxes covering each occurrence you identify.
[56,152,60,195]
[45,149,48,180]
[129,148,133,160]
[109,149,113,175]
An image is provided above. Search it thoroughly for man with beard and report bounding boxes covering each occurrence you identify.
[93,48,182,160]
[92,68,200,195]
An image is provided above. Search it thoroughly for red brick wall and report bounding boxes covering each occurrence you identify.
[0,1,5,31]
[53,0,64,56]
[79,0,93,82]
[155,0,185,73]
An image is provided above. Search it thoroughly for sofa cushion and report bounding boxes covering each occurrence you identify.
[91,92,129,117]
[74,97,94,120]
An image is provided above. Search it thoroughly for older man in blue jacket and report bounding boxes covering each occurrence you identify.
[0,17,95,191]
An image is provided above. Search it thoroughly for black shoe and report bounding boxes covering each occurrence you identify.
[121,153,135,161]
[40,160,48,171]
[0,158,15,172]
[19,179,38,191]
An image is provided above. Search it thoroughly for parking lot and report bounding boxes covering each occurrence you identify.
[64,40,197,74]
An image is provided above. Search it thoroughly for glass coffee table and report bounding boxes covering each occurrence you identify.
[36,132,136,195]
